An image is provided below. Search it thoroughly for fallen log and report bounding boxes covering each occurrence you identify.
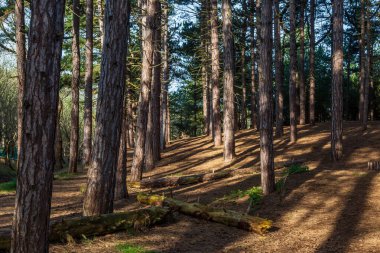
[368,161,380,171]
[0,206,170,251]
[130,170,232,189]
[137,193,272,235]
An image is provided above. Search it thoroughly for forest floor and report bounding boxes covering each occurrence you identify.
[1,121,380,252]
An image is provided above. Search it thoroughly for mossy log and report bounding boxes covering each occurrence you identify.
[137,193,272,235]
[130,170,232,189]
[0,207,170,251]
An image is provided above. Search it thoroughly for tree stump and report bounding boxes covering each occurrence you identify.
[368,161,380,171]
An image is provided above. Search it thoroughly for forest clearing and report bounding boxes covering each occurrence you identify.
[1,122,380,252]
[1,0,380,252]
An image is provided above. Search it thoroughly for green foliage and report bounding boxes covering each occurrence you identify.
[230,186,263,206]
[116,243,158,253]
[286,164,309,175]
[0,162,16,178]
[0,179,16,194]
[54,171,79,180]
[276,165,309,192]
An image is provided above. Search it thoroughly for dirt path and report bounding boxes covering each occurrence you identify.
[1,122,380,252]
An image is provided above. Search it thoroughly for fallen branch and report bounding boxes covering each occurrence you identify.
[130,170,232,189]
[0,206,170,251]
[137,193,272,235]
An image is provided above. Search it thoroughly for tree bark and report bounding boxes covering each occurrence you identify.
[201,0,211,135]
[289,0,298,143]
[240,0,247,130]
[131,0,156,181]
[115,97,128,200]
[249,0,257,130]
[115,0,132,201]
[69,0,81,173]
[211,0,222,146]
[161,0,169,150]
[83,0,94,168]
[259,0,275,195]
[137,194,272,235]
[222,0,236,162]
[11,0,66,252]
[331,0,343,161]
[152,1,162,163]
[97,0,104,48]
[358,0,365,122]
[299,0,306,125]
[15,0,26,157]
[55,99,64,171]
[309,0,316,125]
[83,0,129,216]
[274,0,283,137]
[255,0,261,130]
[362,5,370,131]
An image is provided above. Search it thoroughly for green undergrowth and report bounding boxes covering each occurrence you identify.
[276,164,309,192]
[212,186,263,207]
[54,171,81,180]
[116,243,158,253]
[0,162,16,178]
[0,179,16,194]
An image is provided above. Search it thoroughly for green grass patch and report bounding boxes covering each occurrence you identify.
[0,179,16,194]
[286,164,309,175]
[116,243,158,253]
[276,164,309,192]
[54,171,80,180]
[225,186,263,206]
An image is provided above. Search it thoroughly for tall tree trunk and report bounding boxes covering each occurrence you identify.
[69,0,81,173]
[160,0,169,150]
[289,0,298,143]
[345,39,351,120]
[331,0,343,161]
[309,0,316,125]
[211,0,222,146]
[15,0,26,157]
[249,0,257,130]
[259,0,274,195]
[115,0,131,201]
[83,0,129,215]
[255,0,261,130]
[152,1,162,162]
[11,1,66,251]
[201,0,210,135]
[362,5,370,130]
[222,0,235,162]
[299,0,306,125]
[83,0,94,168]
[358,0,365,122]
[368,22,374,121]
[97,0,104,48]
[131,0,156,181]
[115,97,129,200]
[55,99,64,171]
[145,100,154,170]
[274,0,283,137]
[240,0,247,130]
